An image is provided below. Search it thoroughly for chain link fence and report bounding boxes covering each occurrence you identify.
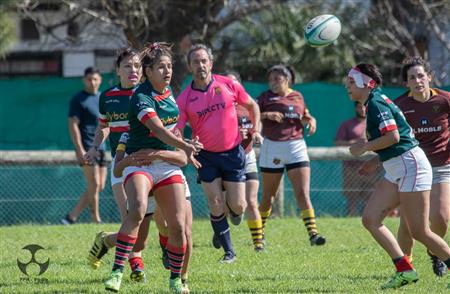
[0,149,382,225]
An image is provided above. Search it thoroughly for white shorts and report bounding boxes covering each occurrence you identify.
[110,156,123,186]
[123,160,184,188]
[432,164,450,184]
[383,146,432,192]
[245,149,258,174]
[259,138,309,170]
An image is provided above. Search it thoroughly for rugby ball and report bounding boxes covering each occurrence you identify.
[304,14,341,47]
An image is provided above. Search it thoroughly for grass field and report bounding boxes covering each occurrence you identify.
[1,217,448,293]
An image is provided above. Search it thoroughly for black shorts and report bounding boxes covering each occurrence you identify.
[196,145,246,183]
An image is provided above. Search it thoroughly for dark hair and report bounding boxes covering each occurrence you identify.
[354,63,382,86]
[401,56,431,82]
[140,42,173,78]
[224,70,241,82]
[186,44,213,65]
[267,65,293,85]
[116,48,139,68]
[84,67,100,77]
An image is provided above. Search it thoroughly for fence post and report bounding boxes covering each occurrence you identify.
[271,175,284,217]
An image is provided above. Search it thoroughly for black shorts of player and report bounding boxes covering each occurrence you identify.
[80,150,107,167]
[260,161,310,173]
[245,172,258,181]
[196,144,246,183]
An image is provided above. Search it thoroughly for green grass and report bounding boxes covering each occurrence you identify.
[0,217,448,293]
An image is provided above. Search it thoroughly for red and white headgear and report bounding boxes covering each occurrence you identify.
[347,67,376,89]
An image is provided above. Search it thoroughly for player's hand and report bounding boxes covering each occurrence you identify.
[265,112,284,123]
[84,147,98,164]
[252,131,264,145]
[183,143,202,169]
[358,158,380,176]
[306,117,317,136]
[76,150,89,165]
[349,142,367,157]
[190,136,203,152]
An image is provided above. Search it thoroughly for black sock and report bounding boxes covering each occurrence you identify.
[210,213,234,254]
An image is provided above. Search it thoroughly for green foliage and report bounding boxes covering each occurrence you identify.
[1,218,447,293]
[220,2,357,83]
[0,4,15,58]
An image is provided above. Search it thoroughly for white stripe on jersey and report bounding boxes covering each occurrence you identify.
[137,108,156,120]
[378,119,397,131]
[109,121,129,127]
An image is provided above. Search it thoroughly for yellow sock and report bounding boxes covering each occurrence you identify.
[407,254,413,263]
[260,209,271,230]
[247,219,264,248]
[301,208,318,237]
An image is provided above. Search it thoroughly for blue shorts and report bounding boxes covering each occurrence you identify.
[196,145,246,183]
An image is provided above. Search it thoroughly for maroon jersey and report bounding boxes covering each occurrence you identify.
[257,90,307,141]
[237,104,254,153]
[395,88,450,166]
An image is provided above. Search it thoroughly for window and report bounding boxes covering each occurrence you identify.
[20,18,40,41]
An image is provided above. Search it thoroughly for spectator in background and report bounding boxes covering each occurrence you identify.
[63,67,106,224]
[335,102,380,216]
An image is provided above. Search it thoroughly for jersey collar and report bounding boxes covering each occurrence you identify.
[407,88,438,97]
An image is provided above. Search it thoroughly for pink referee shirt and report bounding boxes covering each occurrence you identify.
[176,74,250,152]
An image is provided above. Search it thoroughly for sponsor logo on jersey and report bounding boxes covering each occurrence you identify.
[160,115,179,126]
[377,111,389,119]
[137,101,150,108]
[414,125,442,134]
[105,99,120,104]
[196,103,226,118]
[106,112,128,121]
[420,118,428,126]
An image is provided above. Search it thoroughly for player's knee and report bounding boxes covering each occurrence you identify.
[231,201,246,215]
[430,211,450,228]
[409,227,429,242]
[169,222,185,239]
[128,205,146,223]
[361,213,376,230]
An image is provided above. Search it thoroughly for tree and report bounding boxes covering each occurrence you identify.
[0,1,16,58]
[14,0,284,94]
[221,0,450,85]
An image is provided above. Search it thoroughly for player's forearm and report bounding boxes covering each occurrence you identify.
[92,125,110,148]
[68,119,85,153]
[365,131,400,152]
[156,150,188,167]
[249,99,261,132]
[145,120,189,151]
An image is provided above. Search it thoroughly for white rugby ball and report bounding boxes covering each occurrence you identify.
[304,14,341,47]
